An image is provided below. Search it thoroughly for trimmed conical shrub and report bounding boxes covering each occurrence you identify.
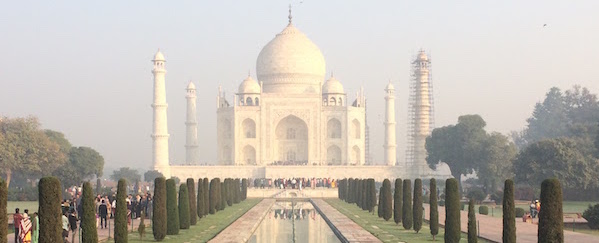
[468,199,477,243]
[220,182,227,210]
[368,179,377,213]
[445,178,461,243]
[38,177,62,243]
[166,178,179,235]
[539,178,564,243]
[413,178,423,233]
[503,179,516,243]
[186,178,197,225]
[0,178,7,243]
[234,178,241,203]
[430,178,439,240]
[197,178,204,219]
[226,179,233,206]
[179,183,190,229]
[402,179,413,230]
[81,182,98,243]
[114,179,128,243]
[382,179,393,221]
[347,178,354,203]
[393,178,402,225]
[242,178,248,200]
[202,178,209,215]
[209,178,218,214]
[153,177,167,241]
[377,185,383,218]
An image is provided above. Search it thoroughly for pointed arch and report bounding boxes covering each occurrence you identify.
[352,119,361,139]
[327,145,342,165]
[327,118,341,139]
[242,118,256,138]
[242,145,256,165]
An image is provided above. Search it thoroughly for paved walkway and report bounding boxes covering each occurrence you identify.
[312,199,381,243]
[209,199,274,243]
[7,217,149,243]
[423,204,599,243]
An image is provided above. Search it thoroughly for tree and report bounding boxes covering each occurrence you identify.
[413,178,423,233]
[197,179,204,219]
[38,177,62,243]
[377,184,383,218]
[209,178,218,214]
[144,170,164,183]
[503,179,516,243]
[0,117,66,187]
[96,178,102,195]
[225,179,233,206]
[430,178,439,240]
[393,179,402,225]
[478,132,517,192]
[0,178,7,243]
[110,167,141,185]
[178,183,190,229]
[538,179,564,243]
[186,178,197,225]
[426,115,488,191]
[54,146,104,187]
[152,177,167,241]
[368,179,377,213]
[514,138,599,190]
[203,178,210,215]
[381,179,392,221]
[402,179,413,230]
[582,204,599,230]
[138,210,146,241]
[242,178,248,200]
[166,178,179,235]
[234,178,241,203]
[220,182,227,210]
[114,179,128,243]
[445,178,461,243]
[468,199,477,243]
[347,178,354,203]
[81,182,98,243]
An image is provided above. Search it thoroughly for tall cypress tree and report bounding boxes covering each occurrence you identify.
[179,183,190,229]
[503,179,516,243]
[430,178,439,240]
[445,178,461,243]
[226,179,233,206]
[81,182,98,243]
[197,178,204,219]
[166,178,179,235]
[378,185,384,218]
[114,179,128,243]
[234,178,241,203]
[347,178,354,203]
[0,179,7,243]
[186,178,197,225]
[242,178,248,200]
[209,178,217,214]
[153,177,167,241]
[362,179,368,210]
[468,199,477,243]
[202,178,209,215]
[393,178,402,225]
[538,179,564,243]
[368,179,377,213]
[96,178,102,195]
[220,181,226,210]
[357,179,362,208]
[383,179,393,221]
[413,178,423,233]
[38,177,62,243]
[402,179,413,230]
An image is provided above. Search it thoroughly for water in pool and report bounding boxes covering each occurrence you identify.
[249,200,342,243]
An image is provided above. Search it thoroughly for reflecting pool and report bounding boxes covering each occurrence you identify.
[249,200,342,243]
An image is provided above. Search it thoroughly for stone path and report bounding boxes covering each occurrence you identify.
[7,217,149,243]
[423,204,599,243]
[311,199,381,243]
[208,199,274,243]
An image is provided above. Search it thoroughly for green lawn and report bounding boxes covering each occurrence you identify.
[125,199,261,243]
[325,199,490,243]
[468,201,599,219]
[7,201,39,214]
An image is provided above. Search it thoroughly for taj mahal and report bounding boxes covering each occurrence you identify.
[150,11,450,181]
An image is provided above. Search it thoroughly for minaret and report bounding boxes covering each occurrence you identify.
[151,49,170,177]
[407,49,433,177]
[384,81,397,166]
[185,81,200,164]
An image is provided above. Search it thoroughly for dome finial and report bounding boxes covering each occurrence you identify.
[288,4,293,25]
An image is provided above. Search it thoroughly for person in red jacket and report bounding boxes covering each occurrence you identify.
[13,208,23,243]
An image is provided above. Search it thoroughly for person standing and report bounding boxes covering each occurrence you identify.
[13,208,23,243]
[62,213,69,243]
[31,212,39,243]
[68,209,78,243]
[99,199,108,229]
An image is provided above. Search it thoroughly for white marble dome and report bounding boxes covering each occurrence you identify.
[153,50,165,61]
[256,23,326,93]
[322,76,344,94]
[238,76,261,94]
[186,81,195,90]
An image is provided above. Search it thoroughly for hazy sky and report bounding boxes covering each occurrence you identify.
[2,1,598,171]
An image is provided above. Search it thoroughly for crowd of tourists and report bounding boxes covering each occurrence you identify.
[12,208,38,243]
[251,177,337,189]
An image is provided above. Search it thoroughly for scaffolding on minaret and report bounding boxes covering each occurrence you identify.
[406,50,435,175]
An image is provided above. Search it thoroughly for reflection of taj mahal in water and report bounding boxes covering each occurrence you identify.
[150,10,450,180]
